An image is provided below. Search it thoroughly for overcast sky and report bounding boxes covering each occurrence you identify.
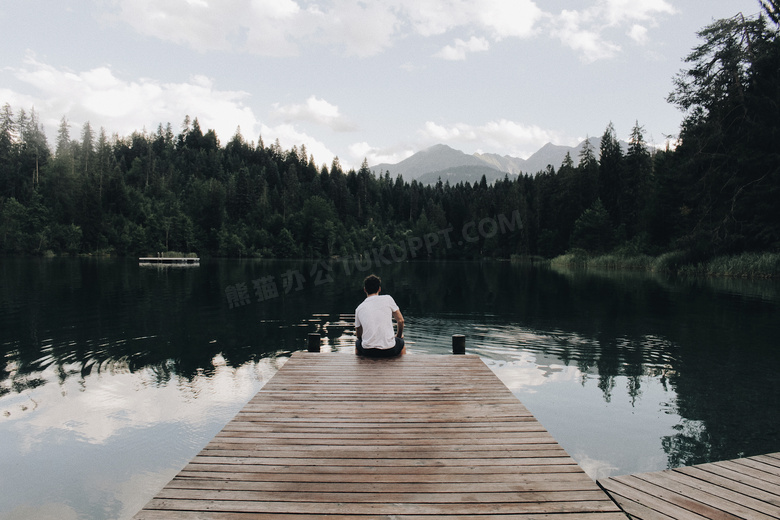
[0,0,763,170]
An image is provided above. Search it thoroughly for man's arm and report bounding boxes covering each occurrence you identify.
[392,309,404,338]
[356,325,363,339]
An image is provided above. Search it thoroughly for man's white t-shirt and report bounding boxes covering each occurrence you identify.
[355,294,399,350]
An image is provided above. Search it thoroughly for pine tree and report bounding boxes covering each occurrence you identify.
[0,104,16,198]
[570,198,615,254]
[81,121,95,176]
[597,123,623,226]
[761,0,779,25]
[623,121,653,238]
[20,108,49,189]
[668,11,780,252]
[577,136,600,209]
[56,116,71,159]
[0,103,14,159]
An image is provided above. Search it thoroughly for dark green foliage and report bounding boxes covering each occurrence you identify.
[570,199,615,254]
[667,10,780,255]
[598,122,623,226]
[0,9,778,260]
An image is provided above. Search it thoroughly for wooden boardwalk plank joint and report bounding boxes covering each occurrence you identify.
[598,452,780,520]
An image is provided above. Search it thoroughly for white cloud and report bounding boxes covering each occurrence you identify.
[243,0,309,56]
[401,0,542,39]
[117,0,237,52]
[550,9,622,62]
[0,87,38,112]
[547,0,675,62]
[113,0,397,57]
[250,0,300,19]
[600,0,676,26]
[272,95,357,132]
[260,122,339,167]
[476,0,543,39]
[9,55,261,143]
[109,0,672,61]
[422,121,474,141]
[398,0,474,36]
[419,119,564,158]
[628,24,649,44]
[434,36,490,61]
[349,141,415,167]
[574,453,621,480]
[6,354,271,448]
[112,0,315,57]
[5,56,344,169]
[483,350,584,392]
[109,0,545,58]
[316,0,399,57]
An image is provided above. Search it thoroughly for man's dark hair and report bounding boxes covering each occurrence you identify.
[363,274,381,295]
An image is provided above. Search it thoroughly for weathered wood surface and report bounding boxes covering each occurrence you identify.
[133,352,625,519]
[598,452,780,520]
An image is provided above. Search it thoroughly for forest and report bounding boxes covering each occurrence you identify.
[1,5,778,266]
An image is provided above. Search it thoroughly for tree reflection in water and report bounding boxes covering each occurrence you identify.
[1,257,779,470]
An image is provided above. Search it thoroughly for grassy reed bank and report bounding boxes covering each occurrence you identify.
[549,251,780,278]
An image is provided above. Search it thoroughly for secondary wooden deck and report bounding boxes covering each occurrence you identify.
[138,257,200,265]
[133,352,625,519]
[598,452,780,519]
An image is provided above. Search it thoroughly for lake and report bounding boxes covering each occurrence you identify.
[1,257,779,519]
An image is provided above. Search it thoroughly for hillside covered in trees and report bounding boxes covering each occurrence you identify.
[1,5,779,262]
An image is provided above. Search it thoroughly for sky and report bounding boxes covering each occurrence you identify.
[0,0,764,171]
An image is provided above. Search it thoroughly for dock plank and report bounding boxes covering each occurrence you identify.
[598,452,780,520]
[133,353,624,519]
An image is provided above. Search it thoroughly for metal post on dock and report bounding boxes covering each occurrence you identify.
[452,334,466,354]
[307,333,321,352]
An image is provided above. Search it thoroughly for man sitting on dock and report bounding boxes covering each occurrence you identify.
[355,274,405,357]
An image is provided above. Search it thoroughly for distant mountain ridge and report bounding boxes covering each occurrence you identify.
[371,144,496,180]
[370,137,616,185]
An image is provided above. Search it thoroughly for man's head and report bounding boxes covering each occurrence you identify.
[363,274,381,295]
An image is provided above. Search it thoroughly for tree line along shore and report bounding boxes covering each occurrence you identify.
[1,6,779,278]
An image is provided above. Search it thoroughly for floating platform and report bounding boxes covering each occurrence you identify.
[138,257,200,265]
[598,452,780,519]
[133,352,624,519]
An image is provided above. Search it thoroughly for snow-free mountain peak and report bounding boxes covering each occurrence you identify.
[369,138,612,185]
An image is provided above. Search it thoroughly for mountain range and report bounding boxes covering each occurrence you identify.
[370,137,612,185]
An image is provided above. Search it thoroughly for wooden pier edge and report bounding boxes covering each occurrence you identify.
[598,452,780,520]
[133,352,626,519]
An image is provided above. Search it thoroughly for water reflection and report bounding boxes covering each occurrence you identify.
[0,352,283,519]
[1,258,779,518]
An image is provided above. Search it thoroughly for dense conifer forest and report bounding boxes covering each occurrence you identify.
[1,5,778,264]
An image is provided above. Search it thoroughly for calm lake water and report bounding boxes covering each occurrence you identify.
[1,257,779,519]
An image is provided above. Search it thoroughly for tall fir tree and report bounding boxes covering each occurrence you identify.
[623,122,653,238]
[597,123,623,227]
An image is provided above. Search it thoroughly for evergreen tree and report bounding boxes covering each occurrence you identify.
[56,116,72,159]
[623,121,653,239]
[577,135,600,207]
[0,104,16,198]
[668,10,780,252]
[80,121,95,177]
[597,123,623,228]
[20,108,49,189]
[570,198,615,254]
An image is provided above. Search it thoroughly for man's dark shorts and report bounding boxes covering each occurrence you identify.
[356,337,405,358]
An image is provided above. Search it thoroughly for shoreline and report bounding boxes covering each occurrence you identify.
[546,251,780,279]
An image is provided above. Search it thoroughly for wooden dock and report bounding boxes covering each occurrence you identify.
[133,352,625,519]
[598,452,780,519]
[139,257,200,265]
